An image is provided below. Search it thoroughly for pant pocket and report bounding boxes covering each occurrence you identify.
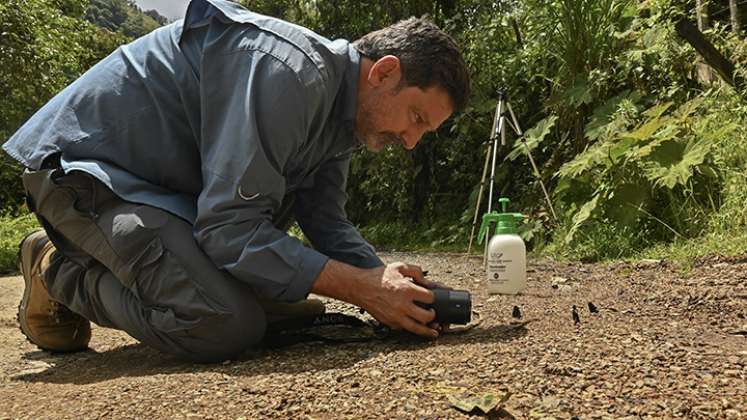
[138,240,232,334]
[33,176,104,250]
[111,206,230,333]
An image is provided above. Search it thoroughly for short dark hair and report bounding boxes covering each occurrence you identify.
[353,16,471,112]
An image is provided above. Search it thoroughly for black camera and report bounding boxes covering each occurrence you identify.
[418,288,472,325]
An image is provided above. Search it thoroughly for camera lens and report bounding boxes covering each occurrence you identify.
[431,288,471,324]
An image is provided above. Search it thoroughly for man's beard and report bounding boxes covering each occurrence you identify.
[354,91,400,152]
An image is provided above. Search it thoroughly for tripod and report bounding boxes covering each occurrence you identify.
[467,91,557,258]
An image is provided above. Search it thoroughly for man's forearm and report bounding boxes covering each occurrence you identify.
[311,259,375,307]
[312,259,439,338]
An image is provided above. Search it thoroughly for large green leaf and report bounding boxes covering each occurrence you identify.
[626,112,671,141]
[642,102,673,119]
[563,77,594,107]
[565,194,600,243]
[609,136,637,162]
[643,138,711,189]
[557,141,611,178]
[584,90,641,141]
[506,115,558,161]
[626,125,678,160]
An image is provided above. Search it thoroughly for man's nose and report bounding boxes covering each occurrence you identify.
[402,127,425,150]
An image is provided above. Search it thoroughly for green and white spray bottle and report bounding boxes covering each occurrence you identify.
[477,197,526,294]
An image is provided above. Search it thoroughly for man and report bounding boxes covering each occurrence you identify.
[3,0,470,362]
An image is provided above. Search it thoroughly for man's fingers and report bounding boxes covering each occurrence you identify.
[397,263,424,282]
[401,266,451,291]
[409,305,436,325]
[409,282,435,305]
[400,317,438,338]
[415,277,447,290]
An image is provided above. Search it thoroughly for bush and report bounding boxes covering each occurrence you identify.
[0,213,39,274]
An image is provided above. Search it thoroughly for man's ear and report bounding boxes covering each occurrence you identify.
[368,55,401,87]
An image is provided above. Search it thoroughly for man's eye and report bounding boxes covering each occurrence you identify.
[415,113,424,124]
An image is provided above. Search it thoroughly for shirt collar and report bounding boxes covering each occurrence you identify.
[332,43,363,151]
[340,43,360,124]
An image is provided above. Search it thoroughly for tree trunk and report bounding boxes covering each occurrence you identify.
[511,17,524,48]
[695,0,714,83]
[696,0,709,31]
[730,0,741,36]
[675,18,745,93]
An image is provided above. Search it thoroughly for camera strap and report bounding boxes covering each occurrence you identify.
[261,310,483,349]
[262,312,389,348]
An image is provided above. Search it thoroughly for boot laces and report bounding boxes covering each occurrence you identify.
[47,300,79,324]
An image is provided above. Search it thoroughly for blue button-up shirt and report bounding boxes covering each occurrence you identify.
[3,0,383,301]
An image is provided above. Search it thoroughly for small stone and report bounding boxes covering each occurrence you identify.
[638,258,662,267]
[551,276,568,285]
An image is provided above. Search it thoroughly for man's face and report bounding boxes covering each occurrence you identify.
[355,83,454,152]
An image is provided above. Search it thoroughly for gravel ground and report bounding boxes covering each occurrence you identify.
[1,252,746,419]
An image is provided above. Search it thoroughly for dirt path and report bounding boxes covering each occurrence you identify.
[1,253,746,419]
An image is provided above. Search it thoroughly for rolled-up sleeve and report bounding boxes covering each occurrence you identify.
[295,151,384,269]
[193,48,328,302]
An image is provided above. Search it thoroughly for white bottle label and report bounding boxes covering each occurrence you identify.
[487,252,511,285]
[486,234,526,294]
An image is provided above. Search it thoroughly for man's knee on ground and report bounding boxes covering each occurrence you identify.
[169,300,267,363]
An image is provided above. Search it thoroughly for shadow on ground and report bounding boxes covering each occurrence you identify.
[13,322,526,385]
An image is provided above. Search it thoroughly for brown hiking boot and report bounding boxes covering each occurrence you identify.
[17,230,91,352]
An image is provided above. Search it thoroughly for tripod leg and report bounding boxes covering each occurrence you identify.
[487,100,503,216]
[506,102,558,222]
[485,99,504,264]
[467,138,493,254]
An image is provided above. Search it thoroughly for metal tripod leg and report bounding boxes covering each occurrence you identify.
[505,101,558,221]
[469,92,558,264]
[467,140,492,254]
[467,98,503,255]
[484,97,505,263]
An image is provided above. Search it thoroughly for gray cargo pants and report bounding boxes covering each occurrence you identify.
[22,167,267,362]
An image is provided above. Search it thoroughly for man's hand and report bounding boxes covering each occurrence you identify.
[357,263,439,337]
[311,260,441,338]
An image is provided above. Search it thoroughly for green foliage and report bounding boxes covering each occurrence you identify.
[642,230,747,268]
[86,0,164,38]
[360,219,469,252]
[555,94,736,247]
[86,0,129,31]
[142,9,168,26]
[0,0,127,212]
[506,115,558,161]
[244,0,458,38]
[118,11,161,38]
[2,0,746,264]
[0,0,159,213]
[1,0,101,138]
[706,95,747,234]
[0,213,38,274]
[545,218,651,262]
[248,0,747,264]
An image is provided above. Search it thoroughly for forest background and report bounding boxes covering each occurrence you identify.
[1,0,746,272]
